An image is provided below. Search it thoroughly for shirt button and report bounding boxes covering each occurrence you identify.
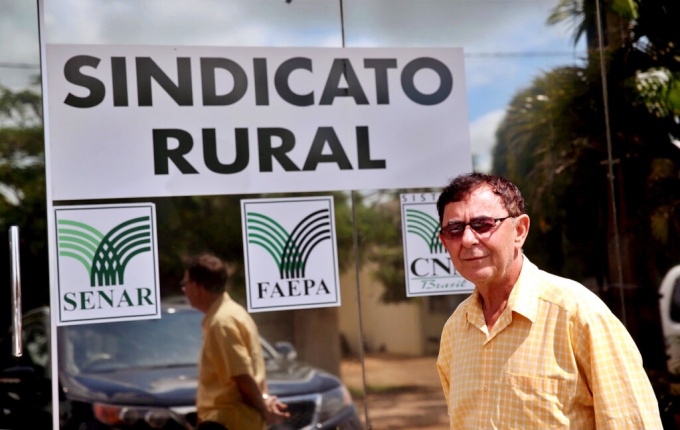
[482,385,488,391]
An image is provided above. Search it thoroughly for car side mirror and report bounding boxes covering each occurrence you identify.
[274,341,297,361]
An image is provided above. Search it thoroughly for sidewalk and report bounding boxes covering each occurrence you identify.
[341,354,448,430]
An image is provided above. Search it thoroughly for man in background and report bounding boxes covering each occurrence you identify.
[182,253,289,430]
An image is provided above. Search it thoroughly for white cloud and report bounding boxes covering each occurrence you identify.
[1,0,581,92]
[469,109,507,172]
[42,0,340,47]
[0,0,40,89]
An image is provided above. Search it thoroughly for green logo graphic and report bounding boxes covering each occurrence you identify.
[405,209,444,253]
[57,216,152,287]
[246,209,331,279]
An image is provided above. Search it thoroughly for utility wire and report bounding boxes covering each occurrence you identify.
[0,62,40,69]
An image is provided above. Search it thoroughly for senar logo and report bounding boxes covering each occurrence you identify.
[241,196,341,313]
[57,217,152,287]
[245,209,331,279]
[54,203,161,325]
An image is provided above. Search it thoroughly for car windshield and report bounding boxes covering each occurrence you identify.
[58,307,205,374]
[58,306,276,374]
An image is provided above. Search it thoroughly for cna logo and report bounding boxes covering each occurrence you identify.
[57,216,152,287]
[241,196,341,313]
[400,193,474,297]
[245,209,331,279]
[54,203,161,325]
[404,208,444,254]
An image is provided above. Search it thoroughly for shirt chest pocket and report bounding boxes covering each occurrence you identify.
[500,372,570,429]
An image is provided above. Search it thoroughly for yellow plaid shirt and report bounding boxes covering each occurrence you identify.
[437,258,662,429]
[198,292,266,430]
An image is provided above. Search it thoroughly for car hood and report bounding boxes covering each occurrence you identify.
[62,358,341,406]
[265,357,341,397]
[62,365,198,406]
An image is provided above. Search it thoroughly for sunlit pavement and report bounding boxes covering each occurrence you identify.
[341,354,448,430]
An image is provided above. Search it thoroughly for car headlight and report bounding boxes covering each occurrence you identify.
[317,385,354,423]
[93,402,185,429]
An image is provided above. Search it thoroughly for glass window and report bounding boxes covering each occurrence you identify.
[3,0,678,428]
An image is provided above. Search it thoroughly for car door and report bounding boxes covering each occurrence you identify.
[660,266,680,376]
[0,309,52,429]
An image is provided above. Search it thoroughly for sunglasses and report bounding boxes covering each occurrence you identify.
[440,216,513,239]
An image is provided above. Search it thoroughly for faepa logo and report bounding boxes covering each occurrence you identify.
[404,209,444,254]
[54,204,161,325]
[57,216,152,287]
[241,197,341,313]
[245,209,331,279]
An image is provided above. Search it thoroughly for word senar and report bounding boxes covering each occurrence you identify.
[63,55,454,108]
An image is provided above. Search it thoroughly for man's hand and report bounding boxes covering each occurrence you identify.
[233,374,291,424]
[263,393,290,424]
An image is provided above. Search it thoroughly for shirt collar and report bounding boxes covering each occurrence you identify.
[506,257,538,323]
[202,291,231,328]
[463,256,539,326]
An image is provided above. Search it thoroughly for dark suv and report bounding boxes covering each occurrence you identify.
[0,304,362,430]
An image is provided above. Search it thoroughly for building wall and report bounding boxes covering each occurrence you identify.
[339,263,424,356]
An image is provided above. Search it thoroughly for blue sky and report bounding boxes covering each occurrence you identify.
[0,0,585,172]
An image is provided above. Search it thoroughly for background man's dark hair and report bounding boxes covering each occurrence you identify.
[437,172,527,224]
[186,253,228,293]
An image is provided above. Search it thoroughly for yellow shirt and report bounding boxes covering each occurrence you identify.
[437,258,662,429]
[197,292,267,430]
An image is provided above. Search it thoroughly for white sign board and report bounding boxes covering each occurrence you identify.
[241,196,341,312]
[53,203,161,325]
[400,193,474,296]
[44,45,471,200]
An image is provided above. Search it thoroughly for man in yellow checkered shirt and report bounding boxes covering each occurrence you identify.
[436,173,662,429]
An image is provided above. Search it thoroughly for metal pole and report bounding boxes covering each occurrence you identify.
[595,0,627,326]
[350,190,372,429]
[9,225,23,357]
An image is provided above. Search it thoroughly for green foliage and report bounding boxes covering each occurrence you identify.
[497,0,680,283]
[548,0,638,47]
[493,64,609,280]
[628,0,680,121]
[495,0,680,368]
[547,0,598,46]
[358,194,407,303]
[0,87,48,319]
[0,86,42,127]
[493,0,680,367]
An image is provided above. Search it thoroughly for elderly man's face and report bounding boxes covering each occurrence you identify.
[439,184,527,290]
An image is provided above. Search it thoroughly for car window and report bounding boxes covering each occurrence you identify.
[59,308,203,373]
